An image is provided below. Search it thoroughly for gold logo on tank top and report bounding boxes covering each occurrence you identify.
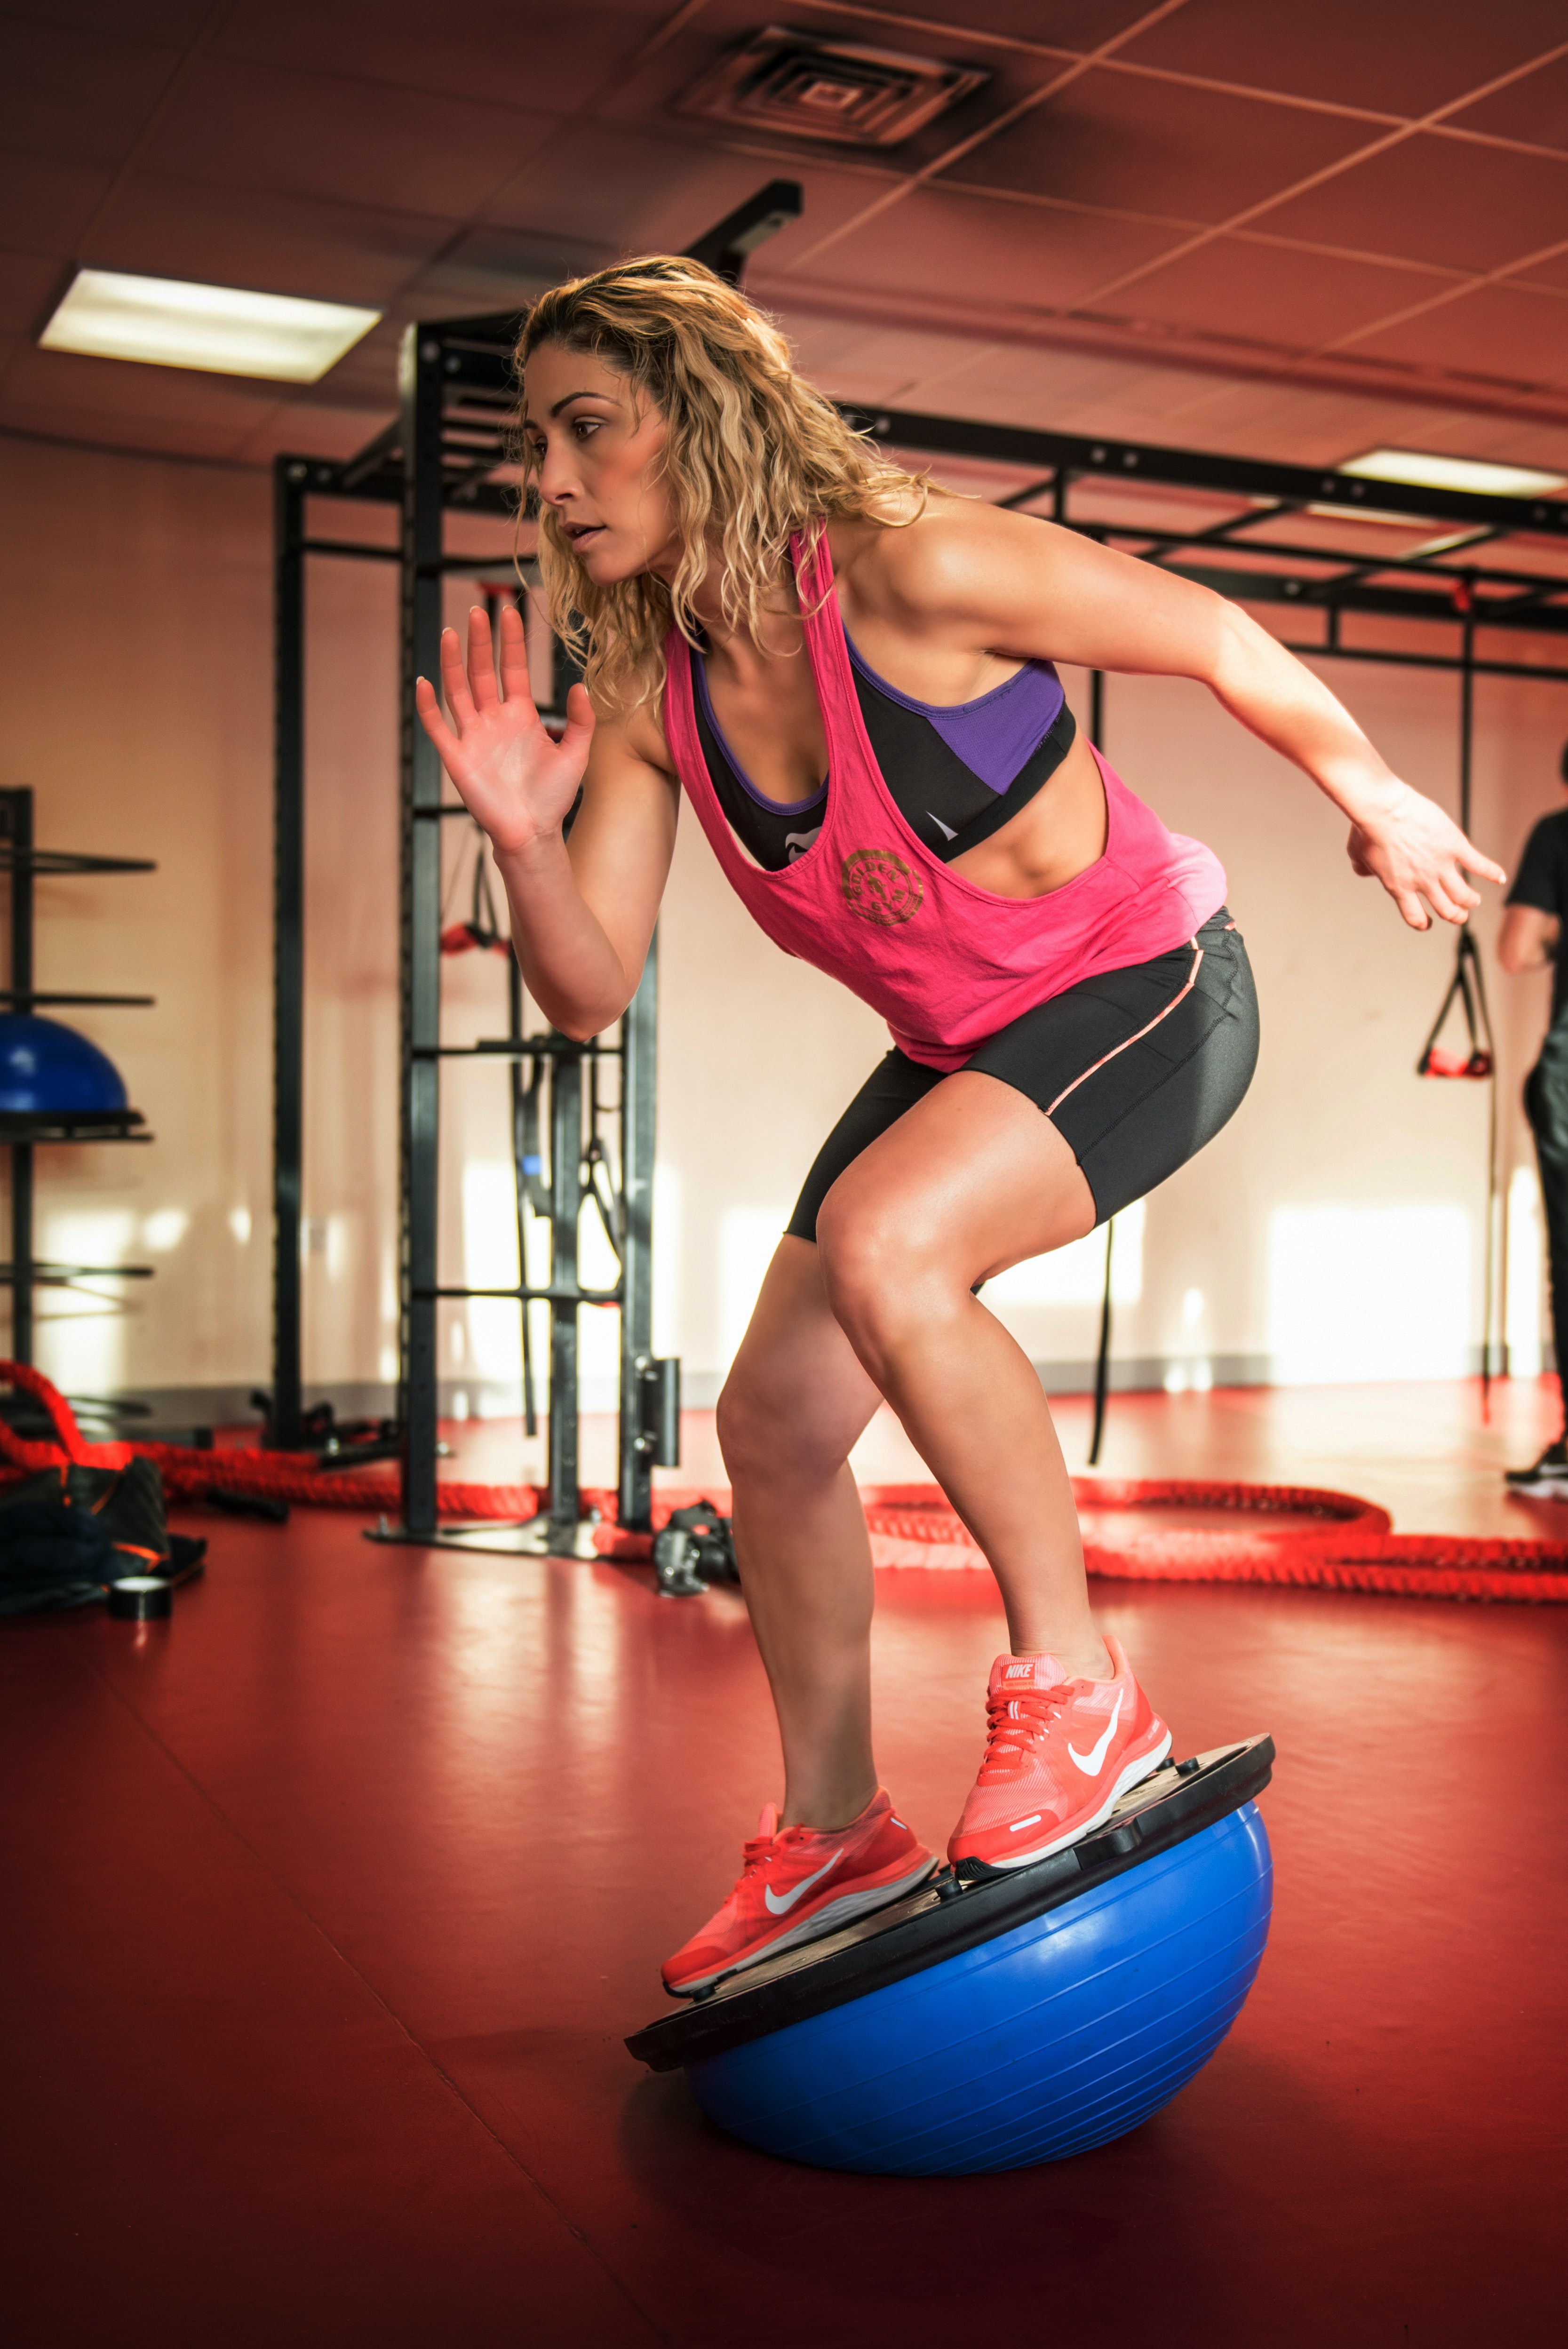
[839,848,923,927]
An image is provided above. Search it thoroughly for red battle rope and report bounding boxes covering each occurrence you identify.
[3,1364,1566,1604]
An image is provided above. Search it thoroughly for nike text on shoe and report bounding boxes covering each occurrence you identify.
[661,1789,938,1997]
[947,1638,1171,1877]
[1504,1437,1568,1495]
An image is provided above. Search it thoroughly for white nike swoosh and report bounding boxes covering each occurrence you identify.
[927,812,957,841]
[1067,1689,1124,1776]
[764,1848,845,1915]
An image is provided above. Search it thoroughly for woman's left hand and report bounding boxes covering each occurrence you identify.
[1345,783,1506,930]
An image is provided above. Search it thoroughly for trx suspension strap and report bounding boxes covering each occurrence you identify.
[441,822,511,957]
[1416,925,1494,1083]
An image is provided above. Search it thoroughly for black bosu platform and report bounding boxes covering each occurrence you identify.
[629,1735,1274,2074]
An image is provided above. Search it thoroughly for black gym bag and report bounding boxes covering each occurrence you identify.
[0,1443,205,1617]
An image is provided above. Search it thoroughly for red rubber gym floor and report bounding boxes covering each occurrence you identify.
[5,1385,1564,2348]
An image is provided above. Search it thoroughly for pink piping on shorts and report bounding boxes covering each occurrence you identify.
[1043,938,1203,1119]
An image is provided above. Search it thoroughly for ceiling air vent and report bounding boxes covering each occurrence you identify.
[678,25,987,149]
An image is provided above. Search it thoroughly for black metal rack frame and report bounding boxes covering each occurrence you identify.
[0,785,155,1366]
[274,184,1568,1537]
[273,361,662,1546]
[271,187,804,1545]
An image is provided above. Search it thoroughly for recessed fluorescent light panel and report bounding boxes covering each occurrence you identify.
[1340,447,1568,499]
[39,269,381,384]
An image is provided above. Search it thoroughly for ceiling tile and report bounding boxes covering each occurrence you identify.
[944,65,1374,226]
[777,315,1000,407]
[215,0,671,117]
[788,183,1186,312]
[1509,249,1568,292]
[865,335,1194,435]
[3,4,212,40]
[0,151,117,254]
[403,229,607,319]
[1381,412,1568,469]
[1344,283,1568,388]
[486,130,875,267]
[1446,53,1568,152]
[137,56,559,222]
[0,16,181,164]
[91,175,452,306]
[1258,133,1568,277]
[602,0,1074,179]
[0,249,70,337]
[1115,0,1568,119]
[1149,376,1465,462]
[230,398,400,466]
[1101,237,1458,350]
[906,3,1157,44]
[0,401,279,461]
[2,342,281,439]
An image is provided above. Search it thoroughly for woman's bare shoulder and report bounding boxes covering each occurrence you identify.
[589,685,677,783]
[834,493,1067,626]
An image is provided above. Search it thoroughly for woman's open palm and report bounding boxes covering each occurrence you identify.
[414,603,595,855]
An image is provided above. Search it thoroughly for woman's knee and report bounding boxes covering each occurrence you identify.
[714,1361,778,1481]
[815,1185,952,1359]
[716,1343,861,1487]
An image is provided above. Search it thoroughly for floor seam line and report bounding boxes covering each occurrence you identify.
[84,1655,676,2349]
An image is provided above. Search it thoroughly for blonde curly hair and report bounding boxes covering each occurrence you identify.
[516,256,928,709]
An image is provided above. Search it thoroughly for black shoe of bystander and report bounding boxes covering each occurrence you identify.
[1504,1438,1568,1494]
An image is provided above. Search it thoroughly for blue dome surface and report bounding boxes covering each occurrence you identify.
[0,1014,129,1114]
[686,1803,1272,2175]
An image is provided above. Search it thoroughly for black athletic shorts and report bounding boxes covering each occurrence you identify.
[786,907,1258,1238]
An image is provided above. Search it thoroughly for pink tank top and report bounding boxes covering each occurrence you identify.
[661,530,1227,1072]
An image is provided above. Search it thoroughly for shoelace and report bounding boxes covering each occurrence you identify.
[738,1811,832,1886]
[739,1832,779,1879]
[980,1684,1073,1774]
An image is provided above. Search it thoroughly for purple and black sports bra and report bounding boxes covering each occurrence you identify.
[691,624,1076,871]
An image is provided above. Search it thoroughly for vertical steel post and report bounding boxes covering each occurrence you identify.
[1457,586,1498,1397]
[3,789,35,1363]
[546,1046,583,1544]
[618,943,659,1532]
[398,327,447,1532]
[271,460,307,1446]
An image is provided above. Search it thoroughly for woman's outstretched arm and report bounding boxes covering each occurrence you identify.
[864,505,1507,931]
[415,603,677,1037]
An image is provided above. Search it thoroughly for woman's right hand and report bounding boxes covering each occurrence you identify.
[414,603,595,856]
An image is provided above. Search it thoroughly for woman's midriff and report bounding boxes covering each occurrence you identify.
[947,726,1109,900]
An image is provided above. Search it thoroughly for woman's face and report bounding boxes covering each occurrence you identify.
[522,342,677,585]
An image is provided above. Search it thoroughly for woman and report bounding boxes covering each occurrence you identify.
[417,258,1502,1997]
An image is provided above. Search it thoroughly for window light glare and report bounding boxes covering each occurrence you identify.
[39,269,380,384]
[1339,447,1568,500]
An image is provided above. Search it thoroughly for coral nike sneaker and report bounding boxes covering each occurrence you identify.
[948,1638,1171,1877]
[663,1789,938,1997]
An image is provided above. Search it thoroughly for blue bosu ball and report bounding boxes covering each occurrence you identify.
[629,1740,1273,2177]
[0,1014,128,1114]
[691,1805,1270,2174]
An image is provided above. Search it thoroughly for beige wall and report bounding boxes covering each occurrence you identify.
[0,435,272,1406]
[3,427,1566,1420]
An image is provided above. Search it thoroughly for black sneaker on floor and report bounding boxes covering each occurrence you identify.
[1505,1439,1568,1494]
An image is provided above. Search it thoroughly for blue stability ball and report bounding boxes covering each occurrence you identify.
[629,1740,1273,2178]
[0,1014,128,1115]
